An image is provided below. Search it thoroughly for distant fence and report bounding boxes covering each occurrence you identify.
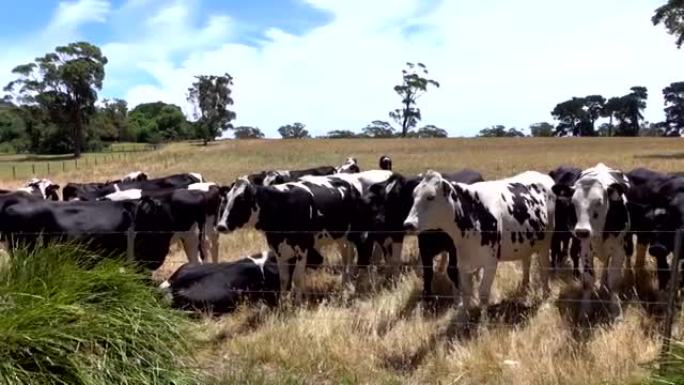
[0,144,161,180]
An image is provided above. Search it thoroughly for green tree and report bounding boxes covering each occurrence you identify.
[600,97,624,136]
[662,82,684,136]
[128,102,191,143]
[389,62,440,137]
[278,122,310,139]
[529,122,555,137]
[478,125,525,137]
[362,120,395,138]
[187,73,236,145]
[325,129,358,139]
[584,95,606,131]
[413,124,448,138]
[615,86,648,136]
[233,126,265,139]
[4,42,107,157]
[551,97,593,136]
[653,1,684,47]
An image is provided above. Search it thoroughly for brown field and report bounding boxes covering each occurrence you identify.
[2,137,684,384]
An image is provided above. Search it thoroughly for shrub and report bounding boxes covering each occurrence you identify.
[0,245,202,385]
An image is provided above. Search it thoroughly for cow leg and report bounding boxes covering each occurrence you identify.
[537,245,551,297]
[606,248,625,320]
[520,255,531,292]
[339,240,355,286]
[634,241,647,284]
[656,253,671,291]
[180,224,201,264]
[550,233,561,269]
[275,240,297,296]
[291,247,308,303]
[388,241,403,279]
[569,237,580,278]
[479,258,498,309]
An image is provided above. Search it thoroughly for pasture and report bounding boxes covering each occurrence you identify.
[3,137,684,384]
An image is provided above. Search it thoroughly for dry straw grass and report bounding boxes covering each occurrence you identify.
[2,137,684,384]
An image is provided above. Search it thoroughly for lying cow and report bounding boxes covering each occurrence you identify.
[101,182,221,263]
[647,175,684,290]
[63,172,204,201]
[17,178,60,201]
[548,166,581,275]
[552,163,630,319]
[121,171,149,183]
[403,170,555,314]
[362,169,483,299]
[159,251,281,315]
[248,158,361,187]
[216,170,392,299]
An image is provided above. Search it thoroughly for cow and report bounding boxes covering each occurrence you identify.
[101,183,221,263]
[379,155,392,171]
[403,170,555,315]
[361,169,484,300]
[63,172,204,201]
[336,157,360,173]
[624,167,675,289]
[122,171,149,182]
[551,163,630,319]
[646,175,684,290]
[216,170,392,300]
[159,251,281,315]
[0,197,179,270]
[17,178,60,201]
[548,166,582,275]
[262,166,338,186]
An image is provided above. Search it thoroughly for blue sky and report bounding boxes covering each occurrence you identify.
[2,0,684,137]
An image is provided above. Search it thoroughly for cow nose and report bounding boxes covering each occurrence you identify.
[574,228,590,239]
[403,222,418,232]
[216,224,228,233]
[649,244,668,258]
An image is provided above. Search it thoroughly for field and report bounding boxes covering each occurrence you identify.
[2,137,684,384]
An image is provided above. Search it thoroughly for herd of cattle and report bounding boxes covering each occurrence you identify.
[1,156,684,319]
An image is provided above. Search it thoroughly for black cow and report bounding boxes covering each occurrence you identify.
[159,251,281,315]
[101,183,221,263]
[16,178,61,201]
[647,176,684,289]
[262,166,338,186]
[216,171,392,299]
[0,198,176,270]
[548,166,581,275]
[361,169,484,299]
[62,172,204,201]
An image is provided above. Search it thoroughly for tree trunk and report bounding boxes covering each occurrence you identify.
[73,110,82,159]
[609,115,613,137]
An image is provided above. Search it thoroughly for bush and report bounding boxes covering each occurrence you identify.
[0,245,202,385]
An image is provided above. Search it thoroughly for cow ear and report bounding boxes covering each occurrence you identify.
[441,181,452,197]
[607,183,625,201]
[552,184,574,198]
[219,184,233,195]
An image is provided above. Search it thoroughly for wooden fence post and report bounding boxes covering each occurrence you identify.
[62,161,65,172]
[31,164,35,175]
[661,228,683,361]
[47,163,50,175]
[12,166,16,179]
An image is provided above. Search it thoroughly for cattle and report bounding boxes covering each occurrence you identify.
[403,170,555,314]
[63,172,204,201]
[0,197,178,270]
[17,178,60,201]
[262,166,338,186]
[624,167,675,289]
[159,251,281,315]
[361,169,484,299]
[548,166,582,275]
[379,155,392,171]
[216,170,392,300]
[101,183,221,263]
[336,157,360,173]
[552,163,630,319]
[647,175,684,290]
[122,171,148,182]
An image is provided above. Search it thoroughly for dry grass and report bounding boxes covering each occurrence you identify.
[2,137,684,384]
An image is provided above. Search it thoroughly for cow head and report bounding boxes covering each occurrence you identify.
[403,170,455,233]
[556,163,629,240]
[263,171,285,186]
[648,192,684,259]
[336,157,360,173]
[379,155,392,171]
[216,178,260,232]
[122,171,148,183]
[363,174,416,230]
[24,178,60,201]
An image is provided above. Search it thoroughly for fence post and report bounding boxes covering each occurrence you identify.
[31,164,35,175]
[62,161,65,173]
[12,166,16,179]
[126,227,135,262]
[75,159,78,169]
[47,163,50,175]
[662,228,683,361]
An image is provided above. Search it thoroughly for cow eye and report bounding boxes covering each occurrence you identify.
[426,195,435,201]
[593,211,599,220]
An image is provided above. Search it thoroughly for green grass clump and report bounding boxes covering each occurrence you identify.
[651,340,684,385]
[0,245,202,385]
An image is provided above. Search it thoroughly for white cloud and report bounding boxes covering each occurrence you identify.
[45,0,111,36]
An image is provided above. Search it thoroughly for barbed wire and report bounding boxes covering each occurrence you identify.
[1,229,684,234]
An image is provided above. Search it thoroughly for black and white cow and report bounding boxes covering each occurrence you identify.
[379,155,392,171]
[335,157,360,173]
[17,178,61,201]
[62,172,204,201]
[548,166,582,275]
[216,170,392,299]
[101,182,221,263]
[0,197,180,270]
[159,251,281,315]
[361,169,484,299]
[552,163,630,319]
[646,175,684,290]
[121,171,149,183]
[403,170,555,313]
[624,167,675,289]
[262,166,338,186]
